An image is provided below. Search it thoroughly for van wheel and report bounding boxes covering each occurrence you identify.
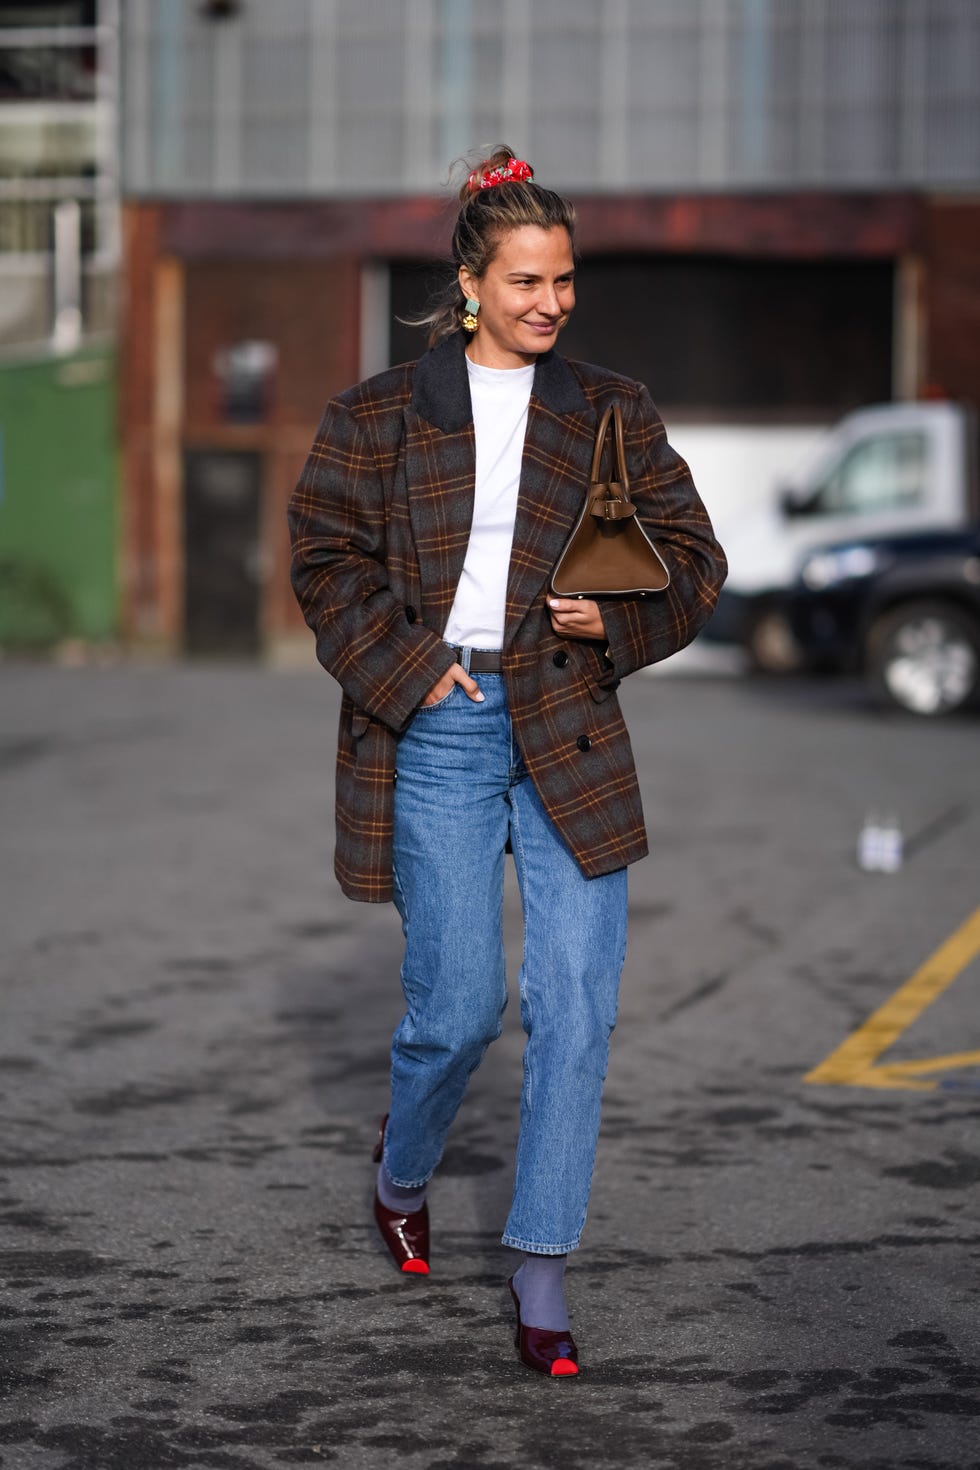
[867,601,980,715]
[746,607,803,674]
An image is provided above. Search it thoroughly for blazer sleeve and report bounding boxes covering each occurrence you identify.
[596,383,727,680]
[288,398,455,729]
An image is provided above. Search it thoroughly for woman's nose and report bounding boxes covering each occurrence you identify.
[538,285,561,317]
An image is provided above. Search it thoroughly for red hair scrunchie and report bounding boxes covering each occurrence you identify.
[467,157,534,193]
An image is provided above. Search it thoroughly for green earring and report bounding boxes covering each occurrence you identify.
[462,297,480,334]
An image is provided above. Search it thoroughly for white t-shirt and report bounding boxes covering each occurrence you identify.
[443,357,535,649]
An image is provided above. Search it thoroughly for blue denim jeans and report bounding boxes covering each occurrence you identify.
[383,657,628,1254]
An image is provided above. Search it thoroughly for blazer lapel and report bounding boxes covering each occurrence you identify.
[504,351,593,647]
[405,333,476,634]
[402,411,476,635]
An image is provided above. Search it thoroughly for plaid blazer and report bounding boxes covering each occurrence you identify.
[288,331,726,902]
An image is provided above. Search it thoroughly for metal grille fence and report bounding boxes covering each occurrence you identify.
[120,0,980,197]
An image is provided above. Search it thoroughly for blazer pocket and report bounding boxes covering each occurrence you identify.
[350,709,371,738]
[567,644,620,703]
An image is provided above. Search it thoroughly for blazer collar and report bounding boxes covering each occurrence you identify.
[412,330,589,431]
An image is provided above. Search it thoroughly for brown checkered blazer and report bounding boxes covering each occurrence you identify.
[288,331,726,902]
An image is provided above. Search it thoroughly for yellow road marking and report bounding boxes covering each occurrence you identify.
[805,906,980,1091]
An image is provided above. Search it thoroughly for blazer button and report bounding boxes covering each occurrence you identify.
[576,734,592,752]
[552,650,569,668]
[405,605,417,624]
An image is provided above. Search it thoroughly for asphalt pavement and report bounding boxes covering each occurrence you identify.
[2,659,979,1470]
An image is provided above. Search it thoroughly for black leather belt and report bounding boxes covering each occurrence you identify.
[446,646,503,673]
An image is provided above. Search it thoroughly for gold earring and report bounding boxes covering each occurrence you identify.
[462,297,480,334]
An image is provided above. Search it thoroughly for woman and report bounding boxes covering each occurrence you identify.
[288,147,726,1377]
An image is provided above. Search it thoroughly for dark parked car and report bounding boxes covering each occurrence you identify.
[787,526,980,715]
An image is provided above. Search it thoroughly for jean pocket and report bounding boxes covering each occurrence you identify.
[415,683,457,714]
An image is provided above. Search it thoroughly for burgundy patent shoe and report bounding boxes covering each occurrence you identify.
[372,1115,430,1275]
[508,1277,579,1376]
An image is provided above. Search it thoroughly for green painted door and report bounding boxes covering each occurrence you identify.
[0,346,117,649]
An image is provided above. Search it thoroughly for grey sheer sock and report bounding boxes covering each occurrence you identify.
[376,1163,426,1215]
[511,1253,570,1332]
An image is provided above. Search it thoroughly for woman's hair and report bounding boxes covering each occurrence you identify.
[413,144,577,347]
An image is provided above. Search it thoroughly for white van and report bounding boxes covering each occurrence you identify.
[672,401,979,669]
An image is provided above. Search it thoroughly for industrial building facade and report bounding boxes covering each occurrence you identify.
[118,0,980,656]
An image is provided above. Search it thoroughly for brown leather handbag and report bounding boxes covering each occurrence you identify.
[551,404,670,598]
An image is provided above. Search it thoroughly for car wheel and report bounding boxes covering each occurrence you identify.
[746,607,804,674]
[867,601,980,716]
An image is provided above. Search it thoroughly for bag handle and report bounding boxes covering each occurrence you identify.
[588,404,636,522]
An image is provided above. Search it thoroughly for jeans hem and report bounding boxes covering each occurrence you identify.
[382,1152,436,1191]
[501,1233,581,1254]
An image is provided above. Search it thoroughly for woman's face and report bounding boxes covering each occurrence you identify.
[458,224,575,369]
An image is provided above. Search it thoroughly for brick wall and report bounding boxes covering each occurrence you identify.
[922,201,980,411]
[182,259,358,436]
[120,202,361,649]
